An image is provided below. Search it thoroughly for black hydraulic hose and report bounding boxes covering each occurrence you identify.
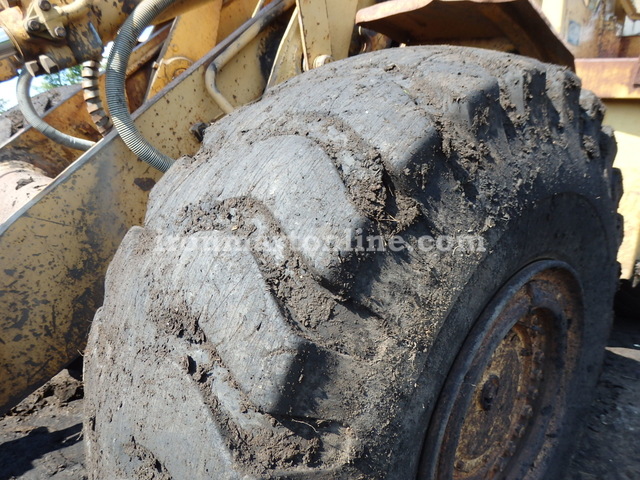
[105,0,178,173]
[16,70,96,151]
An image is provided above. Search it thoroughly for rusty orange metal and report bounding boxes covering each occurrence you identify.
[575,58,640,100]
[356,0,574,69]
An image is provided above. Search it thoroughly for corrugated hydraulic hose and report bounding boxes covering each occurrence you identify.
[82,61,112,136]
[105,0,178,173]
[17,70,96,151]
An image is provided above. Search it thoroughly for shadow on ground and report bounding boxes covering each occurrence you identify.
[0,423,82,479]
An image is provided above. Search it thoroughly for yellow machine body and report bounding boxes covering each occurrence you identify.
[539,0,640,280]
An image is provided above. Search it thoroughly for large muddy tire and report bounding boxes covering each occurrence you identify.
[84,46,622,479]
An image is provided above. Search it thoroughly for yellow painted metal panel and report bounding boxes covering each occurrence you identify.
[609,128,640,279]
[147,0,223,99]
[297,0,332,69]
[0,134,161,416]
[0,2,288,413]
[326,0,359,60]
[603,100,640,136]
[576,59,640,100]
[601,100,640,278]
[539,0,565,35]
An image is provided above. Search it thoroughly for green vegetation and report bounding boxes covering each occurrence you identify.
[38,65,83,91]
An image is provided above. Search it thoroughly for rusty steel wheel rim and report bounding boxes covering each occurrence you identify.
[419,261,584,480]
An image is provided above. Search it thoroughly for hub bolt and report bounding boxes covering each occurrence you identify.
[26,19,41,32]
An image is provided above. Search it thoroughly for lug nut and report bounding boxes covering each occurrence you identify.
[454,459,466,471]
[39,0,51,11]
[54,26,66,38]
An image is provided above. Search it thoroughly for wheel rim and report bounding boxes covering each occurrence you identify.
[418,261,584,480]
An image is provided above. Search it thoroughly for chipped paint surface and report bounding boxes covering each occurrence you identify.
[0,1,293,414]
[0,131,161,415]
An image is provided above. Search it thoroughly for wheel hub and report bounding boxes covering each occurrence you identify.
[419,261,584,480]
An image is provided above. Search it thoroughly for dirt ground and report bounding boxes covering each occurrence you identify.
[0,315,637,480]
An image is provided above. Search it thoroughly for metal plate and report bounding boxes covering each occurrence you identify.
[576,58,640,100]
[0,0,292,414]
[356,0,574,68]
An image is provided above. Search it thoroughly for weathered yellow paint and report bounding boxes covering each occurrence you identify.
[297,0,332,69]
[217,0,267,42]
[0,56,19,82]
[605,100,640,137]
[538,0,565,34]
[326,0,360,60]
[576,59,640,100]
[0,132,161,416]
[539,0,640,58]
[603,102,640,278]
[147,0,223,99]
[0,0,297,414]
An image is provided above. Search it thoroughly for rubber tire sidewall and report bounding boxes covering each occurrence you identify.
[404,192,616,478]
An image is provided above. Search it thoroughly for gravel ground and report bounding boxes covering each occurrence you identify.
[0,315,638,480]
[567,315,640,480]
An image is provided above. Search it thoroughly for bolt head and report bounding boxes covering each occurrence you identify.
[26,19,41,32]
[39,0,51,11]
[480,374,500,411]
[313,54,334,69]
[54,26,66,38]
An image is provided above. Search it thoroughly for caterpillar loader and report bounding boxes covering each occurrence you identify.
[0,0,637,477]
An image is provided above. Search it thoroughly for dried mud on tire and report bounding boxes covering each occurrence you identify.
[85,46,620,478]
[0,318,638,479]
